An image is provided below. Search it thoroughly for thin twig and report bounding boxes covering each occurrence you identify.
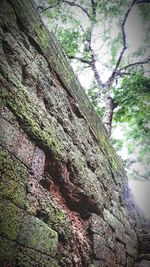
[120,56,150,71]
[38,0,90,18]
[68,56,92,65]
[107,0,136,86]
[37,3,59,14]
[62,0,90,18]
[136,0,150,4]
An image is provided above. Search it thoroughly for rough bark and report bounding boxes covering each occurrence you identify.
[102,97,118,137]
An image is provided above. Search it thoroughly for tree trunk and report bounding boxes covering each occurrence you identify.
[102,96,116,137]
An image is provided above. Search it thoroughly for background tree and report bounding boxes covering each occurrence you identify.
[35,0,150,180]
[111,71,150,181]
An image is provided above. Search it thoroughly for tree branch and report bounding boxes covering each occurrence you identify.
[120,56,150,72]
[62,0,90,18]
[91,59,105,88]
[69,1,101,89]
[37,3,59,14]
[87,28,105,88]
[107,0,136,86]
[91,0,97,18]
[136,0,150,3]
[68,55,92,65]
[38,0,90,18]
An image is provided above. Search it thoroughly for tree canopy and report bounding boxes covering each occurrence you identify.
[35,0,150,180]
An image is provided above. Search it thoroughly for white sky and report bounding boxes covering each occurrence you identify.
[112,124,150,219]
[129,180,150,219]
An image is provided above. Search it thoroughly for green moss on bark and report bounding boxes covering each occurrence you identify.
[0,147,27,207]
[0,236,17,263]
[0,198,24,240]
[36,196,72,240]
[0,74,64,159]
[18,215,58,257]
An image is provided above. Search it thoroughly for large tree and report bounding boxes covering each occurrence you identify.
[35,0,150,180]
[35,0,150,135]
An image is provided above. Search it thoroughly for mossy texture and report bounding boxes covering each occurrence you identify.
[0,198,24,240]
[1,76,65,159]
[18,215,58,257]
[17,246,59,267]
[0,236,17,263]
[0,147,27,207]
[36,195,72,240]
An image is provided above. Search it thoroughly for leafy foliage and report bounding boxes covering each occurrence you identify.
[56,29,82,57]
[113,72,150,129]
[112,72,150,180]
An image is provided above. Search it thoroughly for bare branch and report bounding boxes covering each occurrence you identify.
[68,56,92,65]
[117,71,132,77]
[38,0,90,18]
[91,0,97,18]
[112,56,150,80]
[136,0,150,3]
[77,2,104,89]
[90,55,105,88]
[107,0,136,86]
[120,56,150,72]
[37,3,59,14]
[62,0,90,18]
[91,0,95,5]
[82,65,91,70]
[68,54,109,90]
[82,1,105,88]
[86,26,105,88]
